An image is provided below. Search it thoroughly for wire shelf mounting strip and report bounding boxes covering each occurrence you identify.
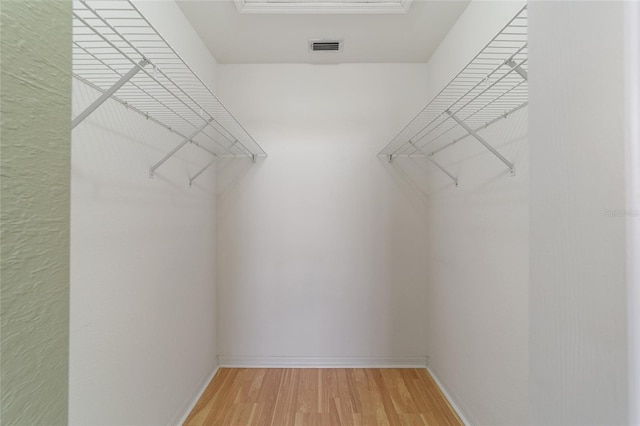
[72,0,266,185]
[378,6,528,187]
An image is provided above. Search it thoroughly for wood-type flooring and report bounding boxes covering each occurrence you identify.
[184,368,463,426]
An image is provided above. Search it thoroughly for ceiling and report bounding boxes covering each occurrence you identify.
[176,0,471,64]
[235,0,414,14]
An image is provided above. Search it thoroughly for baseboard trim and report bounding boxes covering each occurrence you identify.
[426,366,472,426]
[175,365,219,426]
[218,356,428,368]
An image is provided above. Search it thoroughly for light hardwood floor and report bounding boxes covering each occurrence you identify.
[184,368,463,426]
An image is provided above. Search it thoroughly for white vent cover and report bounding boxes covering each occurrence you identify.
[309,39,343,52]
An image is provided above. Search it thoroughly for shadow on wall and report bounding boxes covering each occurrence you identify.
[73,80,253,191]
[380,107,528,197]
[212,63,439,364]
[70,78,221,424]
[216,156,263,202]
[414,106,529,425]
[214,126,432,361]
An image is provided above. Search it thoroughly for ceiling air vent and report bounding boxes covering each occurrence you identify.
[309,39,343,52]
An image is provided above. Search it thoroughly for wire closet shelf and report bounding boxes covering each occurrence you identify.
[378,6,528,187]
[72,0,266,185]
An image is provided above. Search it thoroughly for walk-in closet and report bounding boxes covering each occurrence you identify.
[0,0,638,425]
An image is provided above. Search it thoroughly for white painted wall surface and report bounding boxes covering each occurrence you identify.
[529,1,628,424]
[133,0,218,91]
[425,1,525,102]
[69,2,219,424]
[627,3,640,423]
[216,64,431,362]
[415,1,529,424]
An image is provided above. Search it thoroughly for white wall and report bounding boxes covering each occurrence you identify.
[425,1,526,102]
[529,1,629,424]
[413,1,529,425]
[627,3,640,423]
[134,0,218,91]
[69,2,219,424]
[216,64,431,364]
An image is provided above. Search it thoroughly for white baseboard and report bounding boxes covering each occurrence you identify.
[171,360,466,425]
[174,365,219,426]
[426,366,472,426]
[218,356,428,368]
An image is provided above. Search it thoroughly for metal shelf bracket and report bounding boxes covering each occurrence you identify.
[72,59,149,129]
[506,59,528,81]
[72,0,267,181]
[378,6,527,187]
[149,118,213,177]
[188,140,238,187]
[409,141,458,187]
[445,110,515,176]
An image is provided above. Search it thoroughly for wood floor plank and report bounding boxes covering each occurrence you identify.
[271,368,300,426]
[380,368,419,415]
[185,368,463,426]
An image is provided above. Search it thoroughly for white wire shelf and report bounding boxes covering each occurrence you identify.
[72,0,266,185]
[379,6,528,187]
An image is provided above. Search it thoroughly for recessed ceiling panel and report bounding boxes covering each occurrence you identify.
[177,0,471,64]
[235,0,413,14]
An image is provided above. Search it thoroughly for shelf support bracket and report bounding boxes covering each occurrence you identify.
[446,110,515,175]
[430,102,528,157]
[190,140,217,157]
[188,140,238,187]
[409,142,458,187]
[506,59,528,81]
[72,59,149,129]
[149,118,213,177]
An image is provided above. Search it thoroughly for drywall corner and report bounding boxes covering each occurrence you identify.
[174,365,219,426]
[421,1,529,424]
[132,0,219,92]
[426,367,473,426]
[68,2,219,424]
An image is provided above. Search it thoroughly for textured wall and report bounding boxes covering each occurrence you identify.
[529,1,628,424]
[0,1,72,425]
